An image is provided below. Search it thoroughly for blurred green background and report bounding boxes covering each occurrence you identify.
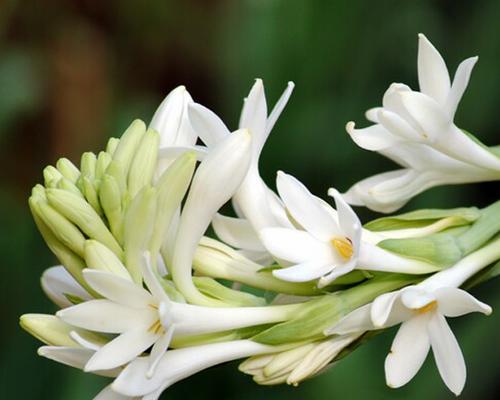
[1,0,499,399]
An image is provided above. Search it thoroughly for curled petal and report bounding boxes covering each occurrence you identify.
[346,121,399,151]
[445,57,478,118]
[434,287,492,317]
[41,266,92,308]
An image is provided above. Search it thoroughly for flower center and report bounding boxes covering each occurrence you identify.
[331,237,353,259]
[416,300,437,314]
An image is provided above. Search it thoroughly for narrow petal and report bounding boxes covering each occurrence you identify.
[328,188,362,252]
[141,252,169,304]
[260,227,334,264]
[277,171,339,240]
[41,265,92,308]
[272,261,334,283]
[57,300,155,333]
[82,269,152,309]
[147,325,175,378]
[171,130,252,304]
[187,103,230,147]
[377,109,423,142]
[365,107,383,123]
[158,145,207,161]
[385,314,431,388]
[266,81,295,135]
[371,290,412,328]
[37,346,120,378]
[325,303,374,335]
[417,34,451,105]
[427,312,466,395]
[112,340,272,396]
[346,121,399,151]
[435,287,492,317]
[317,262,356,288]
[212,214,266,252]
[445,57,478,118]
[85,329,158,372]
[239,79,267,156]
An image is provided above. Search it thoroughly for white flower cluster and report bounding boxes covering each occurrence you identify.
[21,34,500,399]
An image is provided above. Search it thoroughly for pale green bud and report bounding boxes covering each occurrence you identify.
[124,186,157,283]
[43,166,63,188]
[112,119,146,178]
[45,188,123,259]
[106,137,120,156]
[57,178,84,198]
[95,151,112,182]
[82,176,103,215]
[80,152,97,182]
[99,174,124,243]
[32,197,86,257]
[150,151,197,255]
[193,276,266,307]
[84,239,131,280]
[20,314,106,347]
[128,129,160,197]
[29,196,90,292]
[56,158,80,183]
[105,160,127,197]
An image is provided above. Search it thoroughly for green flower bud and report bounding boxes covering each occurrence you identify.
[84,239,131,280]
[112,119,146,178]
[99,174,124,243]
[193,276,266,307]
[82,176,103,215]
[106,137,120,156]
[80,152,97,182]
[45,188,123,259]
[43,166,62,188]
[57,178,84,198]
[95,151,112,182]
[56,158,80,183]
[128,128,160,197]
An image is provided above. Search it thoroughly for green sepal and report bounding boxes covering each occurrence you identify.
[192,276,267,307]
[364,207,480,232]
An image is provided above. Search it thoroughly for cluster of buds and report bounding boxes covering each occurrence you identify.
[20,34,500,399]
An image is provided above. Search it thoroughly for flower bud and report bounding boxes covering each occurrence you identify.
[84,240,131,280]
[56,158,80,183]
[128,128,160,197]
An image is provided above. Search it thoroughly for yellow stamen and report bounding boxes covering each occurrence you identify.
[416,300,437,314]
[148,320,163,335]
[331,238,353,259]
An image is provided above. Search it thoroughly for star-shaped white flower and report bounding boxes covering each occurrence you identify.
[344,34,500,213]
[260,171,362,287]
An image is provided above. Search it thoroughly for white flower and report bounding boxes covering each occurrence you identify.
[112,340,275,399]
[260,172,438,287]
[344,34,500,213]
[149,86,199,175]
[57,252,299,375]
[187,79,295,262]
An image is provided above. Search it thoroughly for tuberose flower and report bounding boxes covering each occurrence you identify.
[344,34,500,213]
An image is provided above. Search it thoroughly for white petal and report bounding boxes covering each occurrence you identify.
[41,266,92,308]
[260,227,334,264]
[324,303,374,335]
[147,325,175,378]
[85,329,157,372]
[445,57,478,118]
[171,130,252,303]
[94,385,134,400]
[400,91,451,142]
[427,312,466,395]
[57,300,155,333]
[82,269,152,308]
[317,262,356,288]
[272,261,334,283]
[365,107,383,123]
[239,79,267,156]
[434,287,492,317]
[377,109,422,142]
[158,145,207,161]
[371,290,413,328]
[212,214,266,252]
[276,171,339,240]
[150,86,196,148]
[328,188,361,251]
[112,340,271,396]
[382,83,413,117]
[346,121,399,151]
[70,331,102,351]
[385,314,431,388]
[266,81,295,135]
[400,287,436,309]
[417,34,451,105]
[38,346,120,378]
[187,103,230,147]
[141,252,169,303]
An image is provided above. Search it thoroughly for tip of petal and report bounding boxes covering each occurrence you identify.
[345,121,355,135]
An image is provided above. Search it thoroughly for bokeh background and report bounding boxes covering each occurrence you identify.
[1,0,499,399]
